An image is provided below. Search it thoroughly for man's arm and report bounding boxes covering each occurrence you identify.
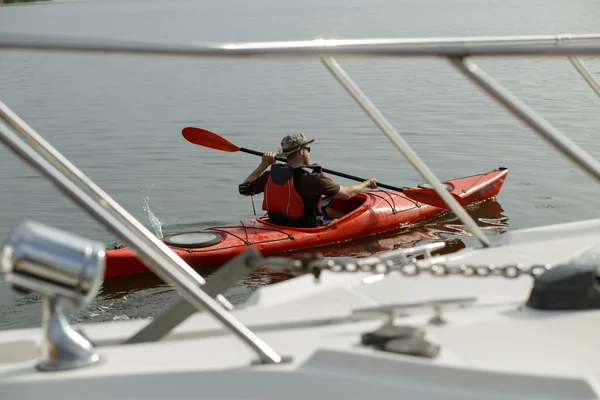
[242,152,276,184]
[334,179,377,200]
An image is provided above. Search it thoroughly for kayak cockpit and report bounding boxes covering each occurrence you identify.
[259,193,369,230]
[325,194,368,221]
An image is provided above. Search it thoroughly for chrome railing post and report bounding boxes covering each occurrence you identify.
[0,110,286,364]
[450,57,600,184]
[0,102,207,287]
[568,57,600,98]
[321,57,492,248]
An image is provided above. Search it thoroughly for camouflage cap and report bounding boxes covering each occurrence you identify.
[276,132,315,158]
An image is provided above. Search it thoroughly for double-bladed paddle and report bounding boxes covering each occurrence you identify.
[181,127,464,209]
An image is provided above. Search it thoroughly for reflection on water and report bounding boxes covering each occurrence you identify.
[70,199,509,326]
[309,199,508,259]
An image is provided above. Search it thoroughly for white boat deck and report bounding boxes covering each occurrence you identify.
[426,217,600,268]
[1,218,600,399]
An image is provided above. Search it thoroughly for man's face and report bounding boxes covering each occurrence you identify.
[302,146,311,164]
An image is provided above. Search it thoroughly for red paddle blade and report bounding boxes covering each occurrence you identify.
[402,187,464,208]
[182,127,241,152]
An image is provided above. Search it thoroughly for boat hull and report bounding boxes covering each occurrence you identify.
[105,168,508,279]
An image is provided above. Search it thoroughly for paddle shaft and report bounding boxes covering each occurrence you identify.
[240,147,404,192]
[181,127,460,208]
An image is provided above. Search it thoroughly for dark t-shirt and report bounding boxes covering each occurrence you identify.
[251,167,340,225]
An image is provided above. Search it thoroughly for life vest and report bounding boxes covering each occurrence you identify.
[262,164,322,224]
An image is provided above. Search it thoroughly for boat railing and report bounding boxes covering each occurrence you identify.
[1,32,600,368]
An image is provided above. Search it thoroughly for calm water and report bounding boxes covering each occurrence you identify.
[1,0,600,330]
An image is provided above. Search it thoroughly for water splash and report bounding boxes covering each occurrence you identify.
[143,196,163,239]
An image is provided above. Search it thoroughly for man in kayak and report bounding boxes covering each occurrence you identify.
[240,132,377,227]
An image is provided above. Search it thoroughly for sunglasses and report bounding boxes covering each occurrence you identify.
[303,146,311,153]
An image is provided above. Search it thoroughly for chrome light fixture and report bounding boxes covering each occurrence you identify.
[0,220,105,371]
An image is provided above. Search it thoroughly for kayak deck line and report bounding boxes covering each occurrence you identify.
[161,190,421,254]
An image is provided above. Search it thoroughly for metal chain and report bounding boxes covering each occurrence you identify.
[251,254,552,280]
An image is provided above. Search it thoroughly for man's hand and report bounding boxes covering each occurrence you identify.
[261,152,276,166]
[335,178,378,200]
[365,178,378,189]
[242,151,277,185]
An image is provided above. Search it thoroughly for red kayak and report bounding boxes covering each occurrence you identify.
[105,167,508,279]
